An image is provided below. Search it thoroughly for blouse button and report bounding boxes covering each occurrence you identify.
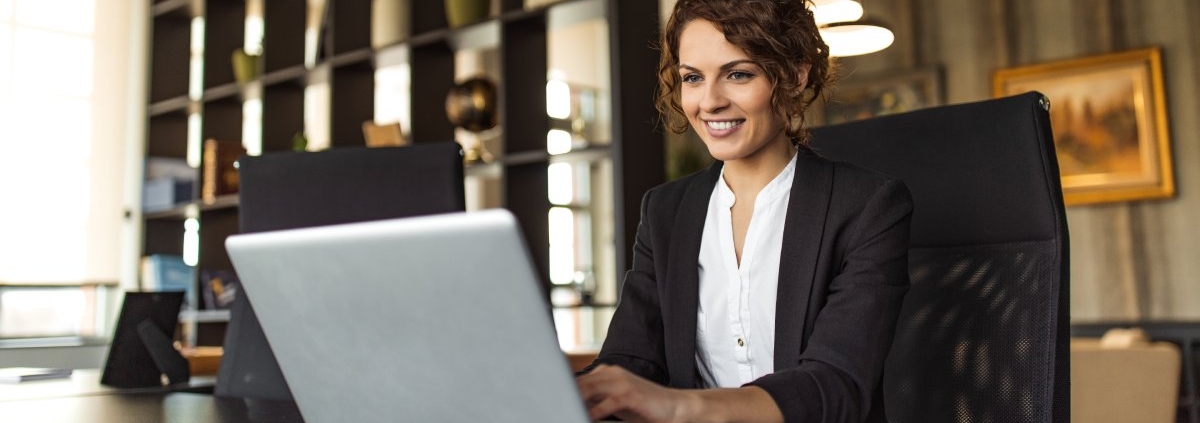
[737,338,745,347]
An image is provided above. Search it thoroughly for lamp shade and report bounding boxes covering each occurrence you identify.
[820,20,895,57]
[811,0,863,26]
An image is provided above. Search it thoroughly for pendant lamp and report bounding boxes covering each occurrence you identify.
[810,0,894,57]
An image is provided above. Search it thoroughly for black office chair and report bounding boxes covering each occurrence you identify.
[216,142,465,400]
[810,92,1070,423]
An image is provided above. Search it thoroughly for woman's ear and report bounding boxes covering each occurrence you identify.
[797,63,813,91]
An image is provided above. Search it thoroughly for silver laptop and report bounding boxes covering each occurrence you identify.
[226,209,590,423]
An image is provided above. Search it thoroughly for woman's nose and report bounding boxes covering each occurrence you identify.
[698,82,729,113]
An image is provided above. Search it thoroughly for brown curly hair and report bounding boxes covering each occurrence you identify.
[657,0,834,146]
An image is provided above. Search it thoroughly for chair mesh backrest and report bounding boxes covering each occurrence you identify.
[810,92,1070,423]
[216,142,465,400]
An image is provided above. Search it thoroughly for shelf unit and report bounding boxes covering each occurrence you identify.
[141,0,663,349]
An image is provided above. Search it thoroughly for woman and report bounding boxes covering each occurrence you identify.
[575,1,912,422]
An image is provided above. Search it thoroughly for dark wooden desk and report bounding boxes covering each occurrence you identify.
[0,391,303,423]
[0,369,302,422]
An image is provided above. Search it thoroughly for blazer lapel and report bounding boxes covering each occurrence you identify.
[774,150,833,371]
[663,163,721,388]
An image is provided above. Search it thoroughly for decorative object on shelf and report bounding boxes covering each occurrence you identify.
[446,76,499,163]
[142,157,195,212]
[371,0,409,48]
[291,132,309,152]
[231,49,260,84]
[445,0,491,28]
[202,139,246,203]
[362,121,408,147]
[993,47,1174,206]
[200,268,240,310]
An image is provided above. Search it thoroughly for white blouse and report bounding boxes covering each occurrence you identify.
[695,154,796,388]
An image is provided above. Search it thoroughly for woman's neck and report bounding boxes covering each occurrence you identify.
[721,140,795,198]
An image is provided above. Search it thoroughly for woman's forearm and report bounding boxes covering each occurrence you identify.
[686,386,785,423]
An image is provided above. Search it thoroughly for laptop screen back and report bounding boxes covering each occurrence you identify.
[226,210,588,423]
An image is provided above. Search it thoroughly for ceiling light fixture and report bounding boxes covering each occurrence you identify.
[810,0,894,57]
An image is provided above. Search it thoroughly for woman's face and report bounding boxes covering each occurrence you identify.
[677,19,800,164]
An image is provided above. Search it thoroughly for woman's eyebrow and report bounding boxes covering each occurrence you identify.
[678,60,757,73]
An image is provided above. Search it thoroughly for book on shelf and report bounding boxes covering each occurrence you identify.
[202,139,246,203]
[143,157,196,212]
[0,367,73,384]
[200,268,240,310]
[140,254,197,308]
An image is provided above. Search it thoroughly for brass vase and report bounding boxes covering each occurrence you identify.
[445,0,490,28]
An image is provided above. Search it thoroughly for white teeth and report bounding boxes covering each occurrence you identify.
[706,120,741,131]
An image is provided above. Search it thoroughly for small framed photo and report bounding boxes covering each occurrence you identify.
[993,47,1175,206]
[816,66,943,126]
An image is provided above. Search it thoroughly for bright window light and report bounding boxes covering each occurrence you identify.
[304,79,331,150]
[548,162,573,205]
[0,0,100,286]
[0,289,85,337]
[548,207,575,285]
[243,97,263,155]
[13,27,92,97]
[187,112,202,167]
[547,129,572,155]
[546,79,571,119]
[183,218,200,267]
[374,51,410,131]
[189,17,204,99]
[0,96,90,282]
[244,0,264,55]
[0,26,12,87]
[15,0,93,34]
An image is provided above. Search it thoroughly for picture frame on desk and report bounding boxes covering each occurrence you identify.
[993,47,1175,206]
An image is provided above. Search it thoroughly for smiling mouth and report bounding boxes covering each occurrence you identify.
[705,120,744,131]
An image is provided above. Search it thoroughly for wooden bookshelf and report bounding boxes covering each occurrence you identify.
[141,0,663,347]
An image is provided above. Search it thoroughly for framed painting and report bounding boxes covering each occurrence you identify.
[816,66,943,126]
[993,47,1174,206]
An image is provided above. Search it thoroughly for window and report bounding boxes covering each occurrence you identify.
[0,0,125,341]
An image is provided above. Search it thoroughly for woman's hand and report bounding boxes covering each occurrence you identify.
[576,364,785,423]
[576,364,700,423]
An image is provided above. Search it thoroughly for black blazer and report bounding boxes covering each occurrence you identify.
[590,148,913,423]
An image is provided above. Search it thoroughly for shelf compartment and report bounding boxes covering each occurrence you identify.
[410,42,455,143]
[500,14,548,155]
[263,0,306,73]
[150,13,192,103]
[262,84,305,153]
[330,0,372,55]
[505,161,552,291]
[148,112,191,159]
[200,97,244,143]
[202,0,247,90]
[329,65,375,148]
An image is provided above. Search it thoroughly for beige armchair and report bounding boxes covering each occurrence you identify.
[1071,328,1181,423]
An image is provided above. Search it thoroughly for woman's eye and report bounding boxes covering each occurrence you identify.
[681,74,702,84]
[728,71,754,81]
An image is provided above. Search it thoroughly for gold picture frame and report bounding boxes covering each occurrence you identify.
[993,47,1174,206]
